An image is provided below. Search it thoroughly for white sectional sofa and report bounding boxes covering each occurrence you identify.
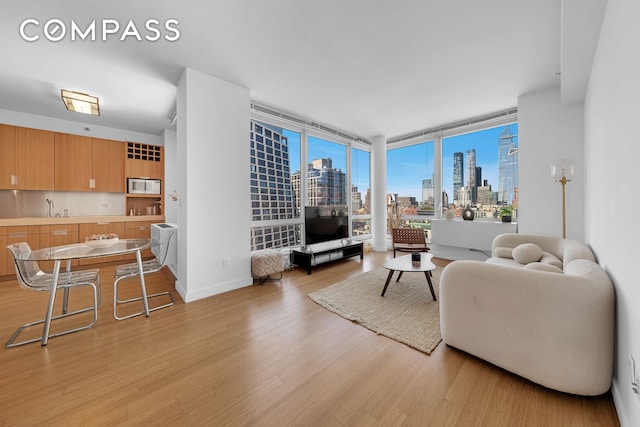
[439,233,615,396]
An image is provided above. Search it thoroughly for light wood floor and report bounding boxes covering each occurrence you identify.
[0,251,619,426]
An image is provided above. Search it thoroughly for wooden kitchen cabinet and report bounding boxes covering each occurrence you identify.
[4,226,40,275]
[54,133,93,191]
[54,134,125,193]
[125,142,163,180]
[123,221,157,260]
[14,127,55,190]
[39,224,79,270]
[0,124,16,189]
[0,227,6,276]
[1,126,56,190]
[92,137,125,192]
[78,222,125,265]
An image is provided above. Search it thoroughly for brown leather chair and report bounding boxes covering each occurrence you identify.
[391,228,429,257]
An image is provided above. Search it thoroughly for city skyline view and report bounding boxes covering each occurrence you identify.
[283,123,518,211]
[388,124,518,206]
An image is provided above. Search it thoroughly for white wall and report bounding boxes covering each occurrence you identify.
[175,68,252,303]
[517,87,585,240]
[585,0,639,424]
[162,128,178,224]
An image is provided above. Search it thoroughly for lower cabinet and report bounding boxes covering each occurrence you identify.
[0,228,6,276]
[4,226,40,276]
[78,222,126,265]
[40,224,79,270]
[1,220,159,276]
[123,221,158,260]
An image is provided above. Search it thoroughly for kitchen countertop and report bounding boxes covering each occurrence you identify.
[0,215,165,227]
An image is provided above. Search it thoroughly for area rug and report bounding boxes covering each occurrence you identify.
[308,266,442,354]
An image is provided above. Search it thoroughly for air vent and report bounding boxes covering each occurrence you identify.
[387,108,518,144]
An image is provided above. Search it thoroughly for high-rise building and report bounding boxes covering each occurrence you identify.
[250,121,298,250]
[477,180,495,206]
[498,126,518,205]
[466,149,477,204]
[422,178,434,205]
[453,152,463,204]
[364,188,371,213]
[352,185,363,211]
[291,157,346,209]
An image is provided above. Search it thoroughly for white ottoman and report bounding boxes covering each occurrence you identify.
[251,249,285,283]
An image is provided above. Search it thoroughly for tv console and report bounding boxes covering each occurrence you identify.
[292,240,363,275]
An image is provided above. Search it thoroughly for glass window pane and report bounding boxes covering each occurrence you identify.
[352,148,370,215]
[386,141,434,222]
[442,124,518,219]
[250,120,302,251]
[304,136,347,208]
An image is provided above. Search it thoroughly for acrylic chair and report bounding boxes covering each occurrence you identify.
[6,243,100,348]
[113,233,176,320]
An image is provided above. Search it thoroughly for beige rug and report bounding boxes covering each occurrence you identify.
[308,266,442,354]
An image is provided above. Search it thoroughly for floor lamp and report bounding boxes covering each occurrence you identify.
[551,159,574,239]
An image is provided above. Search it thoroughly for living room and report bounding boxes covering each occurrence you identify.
[0,0,637,425]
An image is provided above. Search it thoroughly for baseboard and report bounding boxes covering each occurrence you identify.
[175,275,253,303]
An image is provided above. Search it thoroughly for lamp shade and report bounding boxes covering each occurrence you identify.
[551,159,574,180]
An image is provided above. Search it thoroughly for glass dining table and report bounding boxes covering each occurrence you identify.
[17,238,155,346]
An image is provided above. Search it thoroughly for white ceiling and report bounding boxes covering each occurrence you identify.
[0,1,569,140]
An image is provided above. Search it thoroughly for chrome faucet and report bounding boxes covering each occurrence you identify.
[45,198,54,218]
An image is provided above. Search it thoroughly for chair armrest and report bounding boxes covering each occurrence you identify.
[439,260,615,395]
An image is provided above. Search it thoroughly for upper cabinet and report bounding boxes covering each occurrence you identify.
[54,133,93,191]
[54,134,125,192]
[0,126,56,190]
[2,124,162,214]
[125,142,163,180]
[0,124,16,189]
[92,138,125,192]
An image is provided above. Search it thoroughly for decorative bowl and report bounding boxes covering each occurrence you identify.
[85,235,119,248]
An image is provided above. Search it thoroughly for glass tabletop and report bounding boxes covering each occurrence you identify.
[20,238,156,261]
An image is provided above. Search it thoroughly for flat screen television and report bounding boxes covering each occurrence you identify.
[304,205,349,244]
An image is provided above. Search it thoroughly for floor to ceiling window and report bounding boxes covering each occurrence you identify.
[250,115,371,251]
[442,123,518,219]
[303,136,347,208]
[351,147,371,237]
[250,120,302,251]
[386,115,518,240]
[386,141,435,237]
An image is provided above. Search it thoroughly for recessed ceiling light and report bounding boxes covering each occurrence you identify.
[61,89,100,116]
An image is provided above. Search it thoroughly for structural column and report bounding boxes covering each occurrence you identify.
[371,135,388,252]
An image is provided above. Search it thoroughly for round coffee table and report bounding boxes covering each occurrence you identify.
[381,252,437,300]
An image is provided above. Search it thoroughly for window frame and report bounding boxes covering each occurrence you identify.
[250,110,372,250]
[386,114,517,222]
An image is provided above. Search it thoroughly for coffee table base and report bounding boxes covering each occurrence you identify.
[381,269,437,301]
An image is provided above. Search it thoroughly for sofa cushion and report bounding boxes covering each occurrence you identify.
[494,246,514,259]
[512,243,543,264]
[524,262,563,274]
[485,257,523,268]
[540,251,563,269]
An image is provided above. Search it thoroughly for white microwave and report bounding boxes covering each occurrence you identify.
[127,178,161,194]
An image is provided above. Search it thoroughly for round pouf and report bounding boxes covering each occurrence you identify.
[251,249,285,283]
